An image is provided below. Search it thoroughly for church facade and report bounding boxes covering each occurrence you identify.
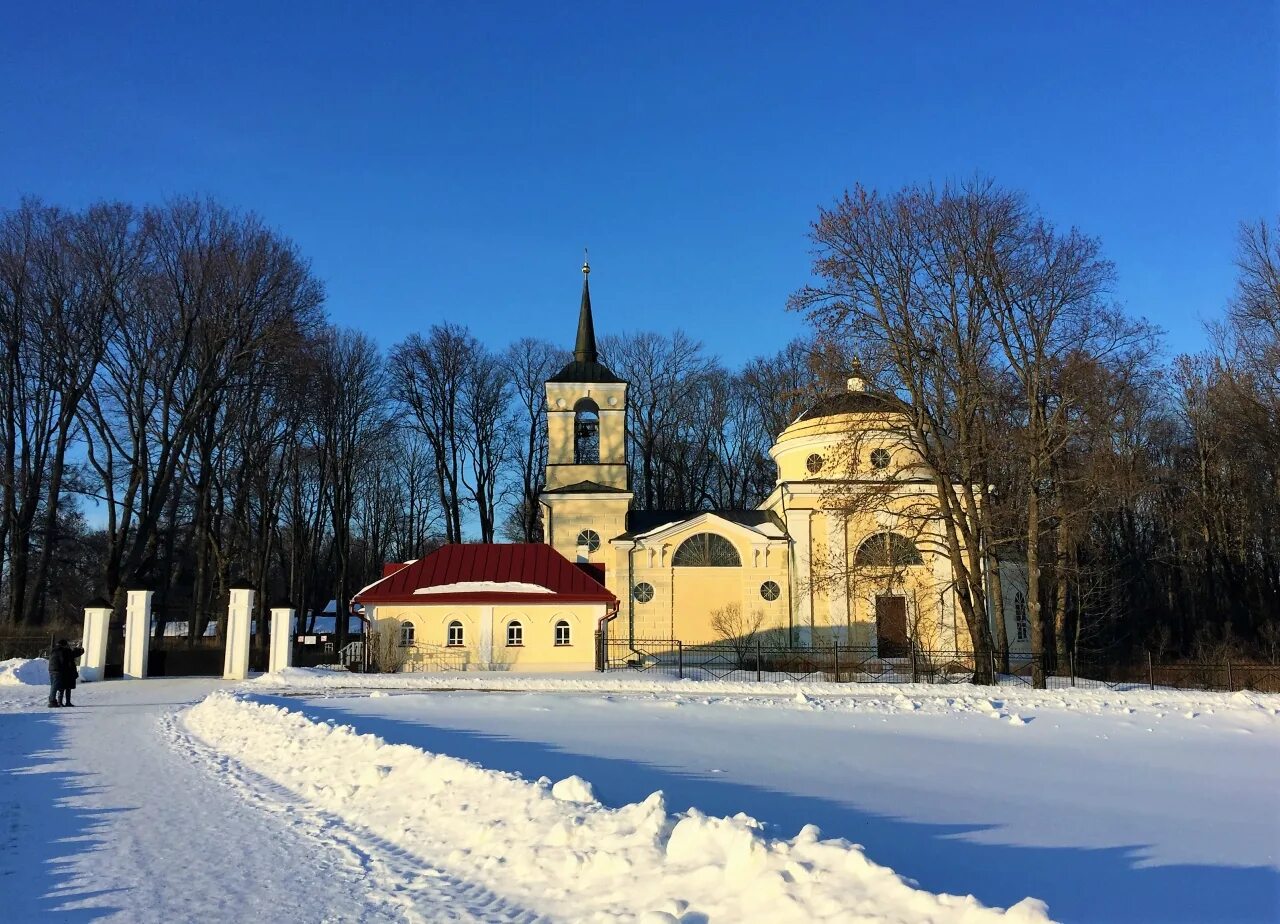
[541,261,1031,657]
[361,263,1030,671]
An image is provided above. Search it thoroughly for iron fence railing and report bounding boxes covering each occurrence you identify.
[0,634,57,661]
[596,635,1280,693]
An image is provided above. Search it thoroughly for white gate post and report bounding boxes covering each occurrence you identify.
[80,598,112,682]
[268,605,294,674]
[224,586,254,680]
[122,589,153,679]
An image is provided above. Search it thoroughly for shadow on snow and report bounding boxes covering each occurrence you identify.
[0,711,132,920]
[256,694,1280,924]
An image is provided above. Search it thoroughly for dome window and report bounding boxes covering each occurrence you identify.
[870,448,891,470]
[806,453,824,474]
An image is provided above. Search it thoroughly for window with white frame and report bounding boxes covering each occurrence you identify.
[446,620,464,647]
[506,620,524,647]
[399,621,415,646]
[554,620,571,646]
[1014,592,1029,642]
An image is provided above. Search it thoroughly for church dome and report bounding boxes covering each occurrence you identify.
[792,388,909,422]
[769,367,916,483]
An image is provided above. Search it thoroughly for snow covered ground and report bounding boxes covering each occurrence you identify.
[1,661,1277,922]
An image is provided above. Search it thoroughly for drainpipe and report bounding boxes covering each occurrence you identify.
[626,537,641,645]
[596,600,620,671]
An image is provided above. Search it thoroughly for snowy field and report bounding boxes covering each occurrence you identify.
[1,661,1277,923]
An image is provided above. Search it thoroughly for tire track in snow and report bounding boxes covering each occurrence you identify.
[163,709,544,924]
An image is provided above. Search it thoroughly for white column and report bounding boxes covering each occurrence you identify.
[224,588,254,680]
[827,516,849,642]
[80,602,112,682]
[478,605,494,669]
[268,606,294,674]
[785,509,813,644]
[122,589,153,680]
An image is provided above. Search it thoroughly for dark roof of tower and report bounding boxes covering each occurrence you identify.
[549,261,625,384]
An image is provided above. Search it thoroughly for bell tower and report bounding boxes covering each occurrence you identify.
[540,258,632,565]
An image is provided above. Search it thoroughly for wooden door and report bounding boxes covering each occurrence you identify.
[875,595,909,658]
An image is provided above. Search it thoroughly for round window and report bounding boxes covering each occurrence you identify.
[760,580,781,602]
[632,582,655,603]
[870,448,891,470]
[805,453,824,474]
[577,529,601,552]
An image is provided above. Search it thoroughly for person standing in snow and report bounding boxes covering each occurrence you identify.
[47,639,84,707]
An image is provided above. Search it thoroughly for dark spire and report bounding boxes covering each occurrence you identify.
[574,253,598,364]
[547,253,624,384]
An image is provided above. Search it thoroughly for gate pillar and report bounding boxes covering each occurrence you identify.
[224,586,254,680]
[268,606,294,674]
[122,589,153,679]
[80,599,112,682]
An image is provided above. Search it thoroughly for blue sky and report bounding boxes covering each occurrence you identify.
[2,2,1276,364]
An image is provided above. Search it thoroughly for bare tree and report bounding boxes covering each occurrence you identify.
[389,324,476,543]
[709,602,765,666]
[504,337,567,541]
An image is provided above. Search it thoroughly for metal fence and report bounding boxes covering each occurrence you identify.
[596,635,1280,693]
[0,634,57,662]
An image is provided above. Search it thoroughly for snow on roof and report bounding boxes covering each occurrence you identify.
[355,544,616,605]
[413,581,553,595]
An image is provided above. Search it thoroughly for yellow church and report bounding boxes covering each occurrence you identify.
[360,263,1031,671]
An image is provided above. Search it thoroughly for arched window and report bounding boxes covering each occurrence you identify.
[672,533,741,567]
[574,398,600,464]
[554,620,571,646]
[854,532,923,567]
[506,620,524,647]
[399,621,415,646]
[446,620,464,647]
[1014,593,1029,642]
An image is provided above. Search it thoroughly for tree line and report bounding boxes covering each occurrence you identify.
[0,196,814,643]
[1,188,1275,668]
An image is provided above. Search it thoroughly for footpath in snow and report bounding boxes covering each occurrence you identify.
[0,664,527,923]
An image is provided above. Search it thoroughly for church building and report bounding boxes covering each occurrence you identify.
[359,262,1030,671]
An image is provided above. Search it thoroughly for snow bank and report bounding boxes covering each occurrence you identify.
[185,691,1050,923]
[251,667,1280,725]
[0,657,47,686]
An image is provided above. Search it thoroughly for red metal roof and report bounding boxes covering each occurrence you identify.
[355,544,617,606]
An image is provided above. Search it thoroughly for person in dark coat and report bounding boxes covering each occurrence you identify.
[47,640,84,707]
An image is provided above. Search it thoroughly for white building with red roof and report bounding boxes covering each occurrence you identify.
[355,543,617,672]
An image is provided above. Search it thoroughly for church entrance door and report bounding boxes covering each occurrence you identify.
[875,595,909,657]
